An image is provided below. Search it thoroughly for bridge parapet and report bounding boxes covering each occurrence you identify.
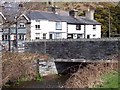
[25,38,120,61]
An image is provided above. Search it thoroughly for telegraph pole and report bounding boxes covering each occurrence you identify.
[108,8,111,38]
[15,21,18,50]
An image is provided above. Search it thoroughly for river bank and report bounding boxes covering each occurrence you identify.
[2,74,69,89]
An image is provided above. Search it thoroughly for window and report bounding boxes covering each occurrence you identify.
[43,33,46,39]
[93,25,96,30]
[76,25,81,30]
[77,34,83,39]
[2,35,4,40]
[19,23,25,28]
[56,22,62,30]
[35,25,40,30]
[35,37,40,40]
[5,35,8,40]
[93,34,96,37]
[55,33,62,39]
[67,34,73,39]
[18,34,24,40]
[20,24,25,28]
[2,35,8,40]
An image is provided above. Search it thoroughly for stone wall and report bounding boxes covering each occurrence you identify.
[25,38,120,61]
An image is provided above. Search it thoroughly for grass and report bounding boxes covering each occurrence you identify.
[35,74,43,81]
[96,70,119,88]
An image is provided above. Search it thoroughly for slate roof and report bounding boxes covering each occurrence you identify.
[60,16,83,24]
[26,11,61,21]
[26,11,100,25]
[79,17,101,25]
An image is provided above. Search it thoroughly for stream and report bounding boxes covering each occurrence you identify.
[2,75,70,89]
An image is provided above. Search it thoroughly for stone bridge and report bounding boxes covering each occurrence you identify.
[25,38,119,61]
[25,38,119,75]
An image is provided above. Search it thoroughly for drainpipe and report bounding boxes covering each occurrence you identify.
[84,25,86,38]
[8,28,11,51]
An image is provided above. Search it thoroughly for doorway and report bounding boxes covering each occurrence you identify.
[87,35,90,39]
[49,34,53,39]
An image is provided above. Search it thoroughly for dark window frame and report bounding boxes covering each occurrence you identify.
[76,25,81,30]
[43,33,46,39]
[18,34,25,40]
[93,34,96,37]
[93,25,96,30]
[35,37,40,40]
[35,25,40,30]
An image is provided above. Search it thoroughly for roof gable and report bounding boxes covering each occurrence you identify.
[18,14,30,22]
[0,12,6,20]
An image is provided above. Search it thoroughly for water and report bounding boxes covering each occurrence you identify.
[2,75,69,89]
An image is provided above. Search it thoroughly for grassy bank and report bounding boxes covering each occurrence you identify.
[96,71,119,88]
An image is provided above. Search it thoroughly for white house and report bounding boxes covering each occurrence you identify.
[19,10,101,40]
[20,11,68,40]
[79,9,101,39]
[66,9,101,39]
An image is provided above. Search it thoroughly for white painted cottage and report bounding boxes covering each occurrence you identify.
[19,10,101,40]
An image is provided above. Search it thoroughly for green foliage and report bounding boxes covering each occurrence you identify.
[16,77,29,85]
[35,74,43,81]
[95,2,120,37]
[96,71,119,88]
[78,11,85,16]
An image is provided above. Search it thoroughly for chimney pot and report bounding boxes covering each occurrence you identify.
[85,9,95,20]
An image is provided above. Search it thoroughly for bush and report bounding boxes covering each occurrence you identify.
[64,62,118,88]
[2,51,48,86]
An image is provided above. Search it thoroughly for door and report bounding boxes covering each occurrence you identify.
[49,34,53,39]
[87,35,90,39]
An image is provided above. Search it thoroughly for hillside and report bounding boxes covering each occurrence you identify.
[23,2,117,11]
[23,2,120,37]
[1,2,119,37]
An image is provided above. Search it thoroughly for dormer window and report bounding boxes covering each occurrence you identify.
[76,25,81,30]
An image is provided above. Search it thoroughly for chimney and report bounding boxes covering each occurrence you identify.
[85,8,95,20]
[69,9,78,18]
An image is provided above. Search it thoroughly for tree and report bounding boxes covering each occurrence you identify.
[95,2,120,37]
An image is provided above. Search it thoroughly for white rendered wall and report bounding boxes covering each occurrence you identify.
[30,20,67,40]
[67,24,85,39]
[85,25,101,38]
[67,24,84,34]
